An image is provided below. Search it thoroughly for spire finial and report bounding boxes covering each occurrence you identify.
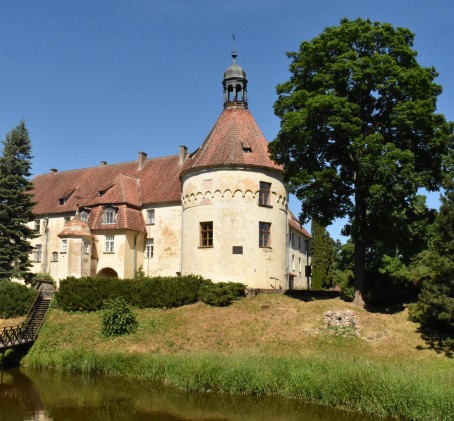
[231,50,237,63]
[231,34,237,63]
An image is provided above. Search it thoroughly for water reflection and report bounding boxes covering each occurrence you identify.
[0,367,386,421]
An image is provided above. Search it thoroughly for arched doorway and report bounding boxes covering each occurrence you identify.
[97,267,118,278]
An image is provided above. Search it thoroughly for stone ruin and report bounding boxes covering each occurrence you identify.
[324,310,360,336]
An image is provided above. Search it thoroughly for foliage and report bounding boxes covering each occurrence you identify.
[410,176,454,338]
[310,220,334,289]
[101,297,138,337]
[199,282,246,306]
[0,280,38,318]
[269,18,453,305]
[55,275,211,311]
[0,121,35,282]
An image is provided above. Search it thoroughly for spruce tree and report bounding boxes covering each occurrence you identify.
[412,176,454,335]
[0,121,35,281]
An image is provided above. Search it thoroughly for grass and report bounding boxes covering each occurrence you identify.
[4,294,453,420]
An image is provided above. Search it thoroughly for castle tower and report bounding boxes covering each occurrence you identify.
[180,53,289,289]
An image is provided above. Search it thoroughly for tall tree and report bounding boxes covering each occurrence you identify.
[0,121,35,281]
[311,219,334,289]
[269,18,453,306]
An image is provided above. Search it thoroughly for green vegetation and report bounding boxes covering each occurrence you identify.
[0,121,35,282]
[101,297,138,337]
[310,220,335,290]
[0,280,37,318]
[410,177,454,350]
[55,275,211,311]
[269,18,453,306]
[21,294,454,421]
[199,282,246,306]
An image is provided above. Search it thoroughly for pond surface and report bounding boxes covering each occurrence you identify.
[0,367,386,421]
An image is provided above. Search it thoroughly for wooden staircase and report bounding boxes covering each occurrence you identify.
[0,286,53,352]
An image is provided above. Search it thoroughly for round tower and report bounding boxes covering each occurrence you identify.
[181,53,288,289]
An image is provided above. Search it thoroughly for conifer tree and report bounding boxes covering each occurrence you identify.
[0,121,35,281]
[311,219,334,290]
[412,176,454,335]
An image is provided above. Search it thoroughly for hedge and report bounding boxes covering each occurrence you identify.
[55,275,211,311]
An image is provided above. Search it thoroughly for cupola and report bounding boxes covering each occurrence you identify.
[223,51,248,108]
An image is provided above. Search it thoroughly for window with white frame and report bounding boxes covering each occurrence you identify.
[51,251,58,262]
[61,239,67,253]
[146,238,154,258]
[146,209,155,225]
[103,208,116,224]
[83,241,90,254]
[34,220,41,233]
[34,244,42,262]
[80,210,89,223]
[105,235,114,253]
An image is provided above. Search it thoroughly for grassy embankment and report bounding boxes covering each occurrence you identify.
[7,294,453,421]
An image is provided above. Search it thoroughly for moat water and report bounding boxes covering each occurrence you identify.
[0,367,386,421]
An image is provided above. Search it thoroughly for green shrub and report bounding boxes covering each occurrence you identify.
[56,275,211,311]
[334,270,355,302]
[101,297,138,337]
[199,282,246,306]
[0,280,38,318]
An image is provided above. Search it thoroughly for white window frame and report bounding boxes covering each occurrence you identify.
[103,208,116,224]
[34,244,42,262]
[146,238,154,258]
[61,239,67,253]
[105,235,114,253]
[146,209,155,225]
[83,241,90,254]
[34,220,41,233]
[80,210,89,223]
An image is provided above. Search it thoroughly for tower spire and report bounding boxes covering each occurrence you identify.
[222,51,248,108]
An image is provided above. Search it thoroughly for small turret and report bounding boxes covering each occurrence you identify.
[223,51,248,108]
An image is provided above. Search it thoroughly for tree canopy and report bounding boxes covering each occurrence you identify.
[269,18,453,306]
[0,121,35,281]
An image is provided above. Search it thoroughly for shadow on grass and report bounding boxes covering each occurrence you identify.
[415,326,454,358]
[284,290,340,302]
[364,301,406,315]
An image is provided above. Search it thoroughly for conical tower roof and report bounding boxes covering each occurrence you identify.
[183,53,282,173]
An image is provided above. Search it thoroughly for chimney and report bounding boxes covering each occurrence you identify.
[138,151,147,170]
[179,145,188,165]
[100,161,107,166]
[50,168,58,173]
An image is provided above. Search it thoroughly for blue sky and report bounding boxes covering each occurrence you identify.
[1,0,452,240]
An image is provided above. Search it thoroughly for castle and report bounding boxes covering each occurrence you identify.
[28,53,311,290]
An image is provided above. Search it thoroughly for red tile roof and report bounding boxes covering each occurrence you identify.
[289,212,311,239]
[31,155,183,215]
[184,104,282,173]
[58,215,92,238]
[89,205,146,233]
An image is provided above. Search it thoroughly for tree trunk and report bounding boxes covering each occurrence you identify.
[353,185,367,308]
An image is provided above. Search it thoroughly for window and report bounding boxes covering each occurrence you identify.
[259,222,271,248]
[146,209,155,225]
[80,210,89,223]
[34,220,41,232]
[258,181,271,206]
[298,236,301,250]
[83,241,90,254]
[64,216,71,223]
[299,257,302,275]
[51,252,58,262]
[146,238,154,258]
[292,254,295,271]
[61,239,67,253]
[34,244,42,262]
[105,235,114,253]
[103,208,116,224]
[200,222,213,247]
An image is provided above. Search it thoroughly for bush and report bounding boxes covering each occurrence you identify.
[334,270,355,302]
[0,280,38,318]
[101,297,138,337]
[56,275,211,312]
[199,282,246,306]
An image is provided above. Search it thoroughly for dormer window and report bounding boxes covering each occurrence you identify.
[80,210,89,223]
[103,207,116,224]
[58,189,75,206]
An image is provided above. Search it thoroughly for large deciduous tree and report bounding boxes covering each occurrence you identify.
[269,18,453,306]
[0,121,35,281]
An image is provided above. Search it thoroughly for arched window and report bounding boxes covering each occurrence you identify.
[103,208,116,224]
[80,210,89,223]
[51,251,58,262]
